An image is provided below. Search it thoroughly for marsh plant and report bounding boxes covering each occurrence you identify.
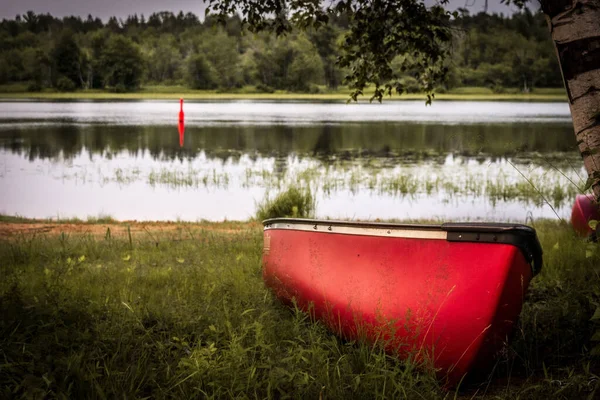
[255,186,316,221]
[147,167,230,189]
[32,152,585,220]
[104,158,583,211]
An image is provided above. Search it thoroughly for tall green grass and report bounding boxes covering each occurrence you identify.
[103,163,583,211]
[0,213,117,224]
[255,186,316,221]
[1,220,599,398]
[465,219,600,398]
[0,225,440,399]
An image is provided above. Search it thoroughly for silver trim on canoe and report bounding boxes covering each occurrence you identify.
[264,221,448,240]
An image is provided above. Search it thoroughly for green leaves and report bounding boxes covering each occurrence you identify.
[100,35,144,91]
[582,172,600,194]
[334,0,453,102]
[205,0,454,103]
[51,29,83,90]
[591,305,600,357]
[586,243,597,259]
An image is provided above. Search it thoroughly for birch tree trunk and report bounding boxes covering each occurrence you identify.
[540,0,600,201]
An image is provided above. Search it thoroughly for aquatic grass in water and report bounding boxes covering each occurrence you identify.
[101,155,584,210]
[2,144,586,220]
[98,159,583,211]
[114,167,141,184]
[147,167,230,189]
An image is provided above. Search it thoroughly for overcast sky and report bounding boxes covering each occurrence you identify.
[0,0,525,21]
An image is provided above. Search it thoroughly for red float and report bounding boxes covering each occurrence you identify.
[178,98,185,148]
[571,194,599,237]
[179,98,184,122]
[262,219,543,386]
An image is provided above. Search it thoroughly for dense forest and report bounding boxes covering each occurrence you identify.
[0,9,562,93]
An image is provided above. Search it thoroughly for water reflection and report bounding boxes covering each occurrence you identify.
[0,148,583,221]
[0,100,572,125]
[0,122,577,163]
[178,121,185,148]
[0,100,584,222]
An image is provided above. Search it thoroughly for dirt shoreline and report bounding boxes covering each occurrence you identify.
[0,220,261,239]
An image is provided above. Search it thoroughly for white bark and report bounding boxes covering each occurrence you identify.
[541,0,600,200]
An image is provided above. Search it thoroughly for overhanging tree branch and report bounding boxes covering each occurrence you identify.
[206,0,600,201]
[205,0,453,103]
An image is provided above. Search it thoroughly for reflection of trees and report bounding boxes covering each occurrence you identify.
[0,122,578,164]
[313,125,334,157]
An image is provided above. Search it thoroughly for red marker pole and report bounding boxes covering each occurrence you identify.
[179,98,184,122]
[178,98,185,148]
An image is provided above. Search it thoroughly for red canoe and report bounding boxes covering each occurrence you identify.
[571,194,599,237]
[262,219,543,386]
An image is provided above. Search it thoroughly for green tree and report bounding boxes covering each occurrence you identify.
[87,30,108,89]
[13,31,39,49]
[0,56,10,84]
[207,0,452,102]
[0,49,23,82]
[145,34,181,83]
[185,52,217,89]
[247,33,324,92]
[531,56,562,88]
[51,29,82,89]
[200,29,242,89]
[22,47,50,89]
[308,24,344,89]
[286,34,324,91]
[100,35,144,91]
[238,47,259,86]
[251,35,293,89]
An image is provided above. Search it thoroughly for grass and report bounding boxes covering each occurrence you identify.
[0,218,598,398]
[255,186,316,221]
[0,221,437,398]
[446,87,567,96]
[447,87,496,95]
[0,214,117,224]
[480,219,600,397]
[0,84,567,102]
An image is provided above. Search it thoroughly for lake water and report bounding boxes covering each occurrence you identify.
[0,100,582,222]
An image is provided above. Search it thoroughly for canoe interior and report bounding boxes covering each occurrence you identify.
[262,218,543,386]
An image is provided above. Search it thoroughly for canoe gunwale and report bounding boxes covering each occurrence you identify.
[263,218,543,276]
[264,220,447,240]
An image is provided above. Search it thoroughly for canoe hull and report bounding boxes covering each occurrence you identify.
[262,219,542,386]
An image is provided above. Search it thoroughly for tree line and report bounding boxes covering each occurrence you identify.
[0,9,562,93]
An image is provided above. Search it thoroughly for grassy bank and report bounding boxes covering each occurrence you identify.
[0,84,567,102]
[1,218,598,398]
